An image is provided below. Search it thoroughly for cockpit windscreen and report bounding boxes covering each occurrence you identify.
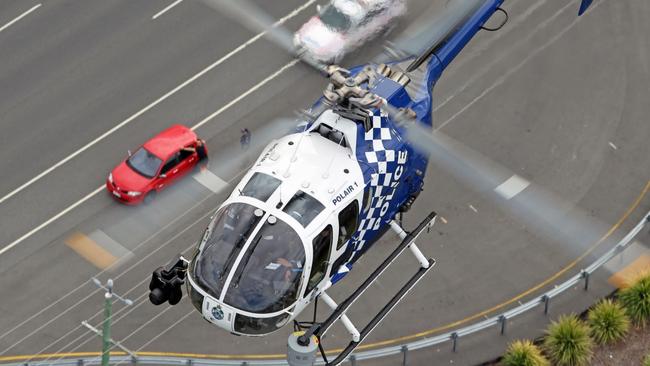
[193,203,264,299]
[241,172,281,202]
[283,191,325,227]
[224,218,305,313]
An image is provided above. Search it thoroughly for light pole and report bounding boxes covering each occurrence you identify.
[89,278,133,366]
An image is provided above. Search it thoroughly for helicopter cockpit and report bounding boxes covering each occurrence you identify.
[187,170,333,335]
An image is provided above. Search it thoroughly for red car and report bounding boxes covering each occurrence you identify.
[106,125,207,205]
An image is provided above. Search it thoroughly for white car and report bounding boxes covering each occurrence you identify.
[294,0,406,64]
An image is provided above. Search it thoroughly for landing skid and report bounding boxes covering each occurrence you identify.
[288,212,437,366]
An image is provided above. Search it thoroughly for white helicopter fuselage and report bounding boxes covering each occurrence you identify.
[188,110,369,335]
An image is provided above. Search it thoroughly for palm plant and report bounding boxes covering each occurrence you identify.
[587,299,630,344]
[543,314,593,366]
[618,273,650,325]
[501,340,549,366]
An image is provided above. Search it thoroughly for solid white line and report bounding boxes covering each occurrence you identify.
[0,59,297,257]
[0,3,41,33]
[152,0,183,20]
[0,186,104,256]
[191,59,299,131]
[0,0,316,207]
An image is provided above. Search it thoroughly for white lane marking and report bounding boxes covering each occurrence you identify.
[0,3,41,33]
[0,0,316,207]
[608,141,617,150]
[0,59,296,257]
[468,204,478,213]
[1,165,252,352]
[88,229,133,261]
[191,59,299,131]
[152,0,183,19]
[433,0,548,111]
[494,174,530,200]
[193,169,228,193]
[0,186,103,257]
[436,0,603,131]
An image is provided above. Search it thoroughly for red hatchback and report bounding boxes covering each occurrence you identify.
[106,125,207,205]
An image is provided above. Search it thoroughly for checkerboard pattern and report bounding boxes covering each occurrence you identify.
[353,111,400,256]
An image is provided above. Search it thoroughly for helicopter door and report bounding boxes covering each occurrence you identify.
[305,225,333,296]
[330,200,360,272]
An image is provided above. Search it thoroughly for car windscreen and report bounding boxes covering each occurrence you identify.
[320,5,352,31]
[241,172,282,202]
[126,147,162,178]
[283,190,325,227]
[192,203,264,299]
[224,218,305,313]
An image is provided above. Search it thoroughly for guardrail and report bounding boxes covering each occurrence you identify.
[6,210,649,366]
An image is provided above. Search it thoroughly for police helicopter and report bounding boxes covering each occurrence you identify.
[148,0,595,364]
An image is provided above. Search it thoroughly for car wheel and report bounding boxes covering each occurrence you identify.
[144,191,156,204]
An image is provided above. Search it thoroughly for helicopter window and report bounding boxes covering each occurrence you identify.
[283,191,325,227]
[193,203,264,299]
[224,219,305,313]
[314,124,347,147]
[241,172,281,202]
[338,200,359,249]
[306,225,333,294]
[234,312,291,335]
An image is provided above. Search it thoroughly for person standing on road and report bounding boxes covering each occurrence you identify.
[240,128,251,151]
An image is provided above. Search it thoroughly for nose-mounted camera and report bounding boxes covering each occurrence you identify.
[148,256,189,306]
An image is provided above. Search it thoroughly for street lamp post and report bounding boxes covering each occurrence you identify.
[89,278,133,366]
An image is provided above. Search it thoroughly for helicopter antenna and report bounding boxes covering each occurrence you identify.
[283,123,310,178]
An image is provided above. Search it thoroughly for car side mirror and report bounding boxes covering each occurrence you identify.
[159,173,167,179]
[127,150,132,157]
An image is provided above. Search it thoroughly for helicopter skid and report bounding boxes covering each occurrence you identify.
[292,212,437,365]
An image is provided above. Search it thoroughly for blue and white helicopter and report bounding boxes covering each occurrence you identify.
[148,0,594,364]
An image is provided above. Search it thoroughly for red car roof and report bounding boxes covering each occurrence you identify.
[143,124,197,160]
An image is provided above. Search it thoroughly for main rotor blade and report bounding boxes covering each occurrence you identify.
[204,117,303,179]
[384,104,618,258]
[394,0,484,58]
[200,0,326,73]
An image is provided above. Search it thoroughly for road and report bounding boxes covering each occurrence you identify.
[0,0,649,365]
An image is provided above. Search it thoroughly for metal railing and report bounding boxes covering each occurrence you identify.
[6,210,649,366]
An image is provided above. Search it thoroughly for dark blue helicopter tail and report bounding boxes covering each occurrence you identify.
[578,0,593,16]
[418,0,505,94]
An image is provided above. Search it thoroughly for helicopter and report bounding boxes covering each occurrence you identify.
[147,0,595,364]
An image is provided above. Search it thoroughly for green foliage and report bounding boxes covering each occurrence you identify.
[643,353,650,366]
[501,340,549,366]
[543,314,593,366]
[619,274,650,325]
[587,299,630,344]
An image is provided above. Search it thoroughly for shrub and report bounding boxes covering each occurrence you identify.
[501,340,549,366]
[543,314,593,366]
[587,299,630,344]
[618,274,650,325]
[644,353,650,366]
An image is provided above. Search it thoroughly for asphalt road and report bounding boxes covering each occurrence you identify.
[0,0,649,365]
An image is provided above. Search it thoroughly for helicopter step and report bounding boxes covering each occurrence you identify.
[289,212,437,366]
